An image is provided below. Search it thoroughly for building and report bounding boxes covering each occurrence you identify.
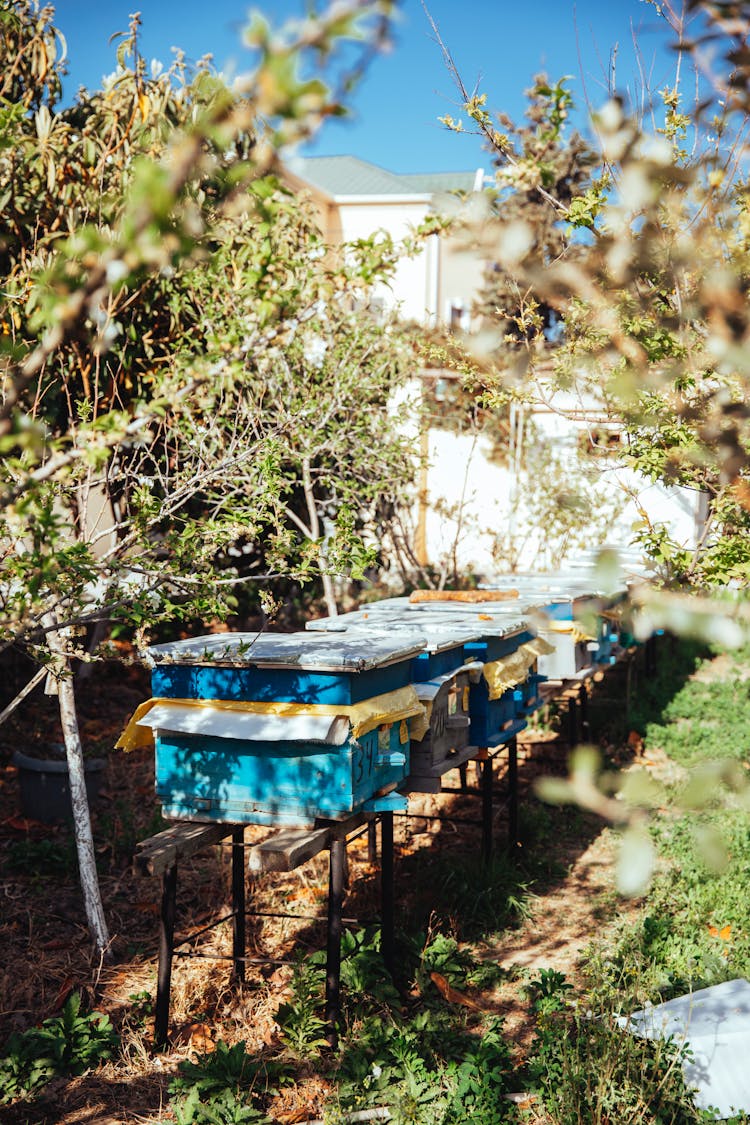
[284,155,485,329]
[287,156,703,578]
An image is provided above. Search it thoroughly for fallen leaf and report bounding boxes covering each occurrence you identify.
[430,971,482,1010]
[172,1022,216,1051]
[50,978,75,1011]
[2,815,49,832]
[627,731,644,755]
[708,923,732,942]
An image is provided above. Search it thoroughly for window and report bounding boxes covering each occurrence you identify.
[578,427,623,456]
[447,300,470,333]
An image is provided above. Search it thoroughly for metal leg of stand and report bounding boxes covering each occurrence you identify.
[480,749,493,864]
[367,819,378,865]
[325,835,346,1048]
[567,695,578,749]
[231,827,245,985]
[579,683,589,742]
[155,862,177,1048]
[507,737,519,851]
[380,811,395,978]
[458,762,468,792]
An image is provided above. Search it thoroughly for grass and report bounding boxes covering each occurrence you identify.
[2,637,750,1123]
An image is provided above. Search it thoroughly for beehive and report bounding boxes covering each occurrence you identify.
[123,632,428,827]
[308,599,545,753]
[307,611,478,790]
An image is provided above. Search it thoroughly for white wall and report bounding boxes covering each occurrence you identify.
[289,175,701,576]
[414,395,702,577]
[336,200,433,323]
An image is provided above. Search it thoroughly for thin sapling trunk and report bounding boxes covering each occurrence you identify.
[48,622,111,958]
[302,456,338,618]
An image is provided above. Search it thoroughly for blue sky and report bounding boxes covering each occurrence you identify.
[53,0,690,173]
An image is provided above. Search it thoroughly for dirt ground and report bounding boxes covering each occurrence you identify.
[0,654,640,1124]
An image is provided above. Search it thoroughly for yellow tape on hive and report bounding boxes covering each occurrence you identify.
[117,685,426,752]
[481,639,552,700]
[524,635,556,658]
[545,621,595,644]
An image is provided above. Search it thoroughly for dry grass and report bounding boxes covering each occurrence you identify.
[0,656,639,1123]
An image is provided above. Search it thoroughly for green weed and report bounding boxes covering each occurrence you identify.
[6,836,77,878]
[404,850,533,938]
[274,961,329,1058]
[417,931,504,993]
[332,1007,514,1124]
[126,989,154,1027]
[172,1086,270,1125]
[524,967,573,1016]
[310,928,400,1016]
[169,1040,284,1125]
[647,676,750,767]
[0,992,117,1104]
[525,972,704,1124]
[442,1017,513,1124]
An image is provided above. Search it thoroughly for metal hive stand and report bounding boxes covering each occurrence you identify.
[134,813,396,1049]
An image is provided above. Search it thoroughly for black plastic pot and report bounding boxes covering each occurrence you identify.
[12,746,107,824]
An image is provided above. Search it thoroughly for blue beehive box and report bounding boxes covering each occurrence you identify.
[310,599,541,751]
[396,601,543,742]
[136,632,428,827]
[477,580,600,681]
[483,573,632,673]
[307,611,479,790]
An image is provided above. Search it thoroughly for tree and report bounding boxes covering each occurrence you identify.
[423,0,750,887]
[431,0,750,638]
[0,0,406,954]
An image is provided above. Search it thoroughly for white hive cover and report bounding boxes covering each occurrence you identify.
[401,606,528,633]
[306,602,528,641]
[147,630,426,671]
[138,702,351,745]
[624,978,750,1118]
[308,616,481,651]
[482,569,626,593]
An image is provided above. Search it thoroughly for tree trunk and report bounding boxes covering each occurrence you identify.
[302,456,338,618]
[320,571,338,620]
[48,623,111,958]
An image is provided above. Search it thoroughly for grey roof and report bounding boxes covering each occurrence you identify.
[400,171,477,193]
[291,155,477,197]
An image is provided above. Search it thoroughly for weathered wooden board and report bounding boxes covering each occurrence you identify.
[135,822,231,876]
[247,827,331,873]
[409,589,519,604]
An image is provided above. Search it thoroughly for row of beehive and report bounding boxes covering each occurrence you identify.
[118,573,632,827]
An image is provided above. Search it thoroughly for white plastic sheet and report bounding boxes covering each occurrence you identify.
[137,702,350,745]
[624,978,750,1118]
